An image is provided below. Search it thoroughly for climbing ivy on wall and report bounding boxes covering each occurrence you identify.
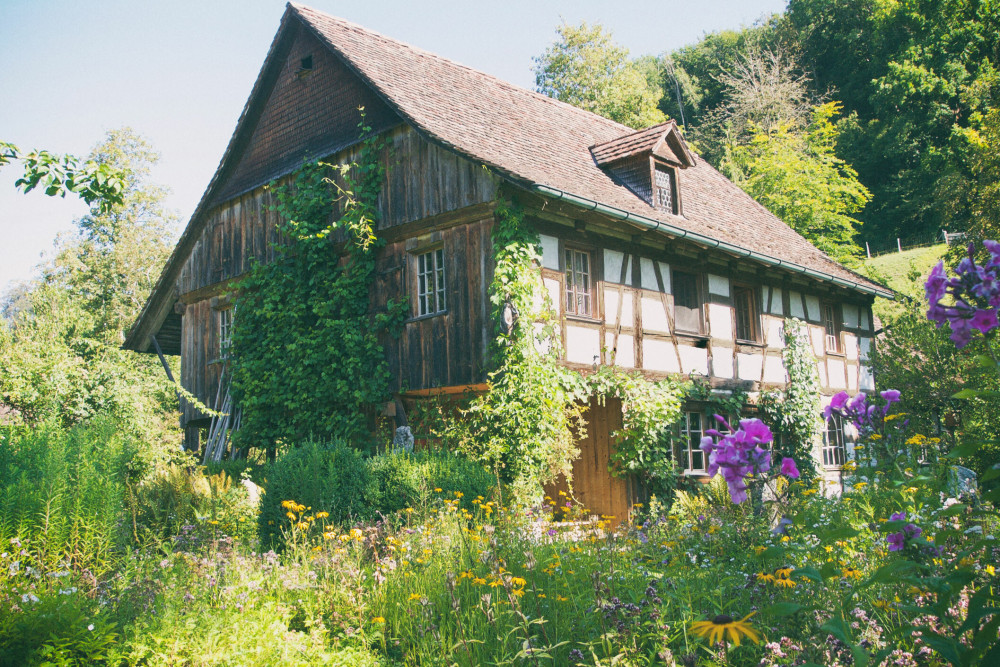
[229,120,404,450]
[459,200,587,503]
[759,317,821,482]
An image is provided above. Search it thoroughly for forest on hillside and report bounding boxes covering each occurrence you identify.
[534,0,1000,261]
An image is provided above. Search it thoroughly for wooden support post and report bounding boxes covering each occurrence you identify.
[151,334,184,449]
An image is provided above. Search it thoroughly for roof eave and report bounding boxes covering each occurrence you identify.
[529,183,895,300]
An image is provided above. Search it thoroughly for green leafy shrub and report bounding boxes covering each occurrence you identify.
[132,465,258,545]
[259,440,371,546]
[365,449,496,514]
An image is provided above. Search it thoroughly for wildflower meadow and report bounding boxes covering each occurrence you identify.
[1,245,999,665]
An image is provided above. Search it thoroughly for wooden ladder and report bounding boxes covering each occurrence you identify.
[202,362,242,464]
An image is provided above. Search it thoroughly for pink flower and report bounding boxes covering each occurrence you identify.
[780,457,800,479]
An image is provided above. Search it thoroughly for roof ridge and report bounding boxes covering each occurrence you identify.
[288,3,632,135]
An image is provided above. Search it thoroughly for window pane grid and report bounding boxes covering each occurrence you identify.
[683,412,705,472]
[823,303,841,353]
[823,415,845,467]
[655,167,674,212]
[219,308,234,358]
[565,248,592,317]
[417,249,446,316]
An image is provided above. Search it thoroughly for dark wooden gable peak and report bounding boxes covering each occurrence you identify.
[590,121,695,215]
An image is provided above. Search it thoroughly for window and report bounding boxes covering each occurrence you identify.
[564,248,593,317]
[822,302,841,353]
[733,285,760,342]
[681,412,706,473]
[218,307,234,359]
[672,270,702,333]
[654,165,676,214]
[822,414,846,467]
[417,248,446,316]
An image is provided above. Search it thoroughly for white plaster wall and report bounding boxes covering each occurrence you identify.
[566,325,601,365]
[539,234,559,270]
[544,277,561,316]
[604,287,634,328]
[604,249,631,284]
[859,337,872,361]
[859,365,875,391]
[639,257,658,290]
[643,338,680,373]
[713,347,735,379]
[828,358,847,389]
[847,364,859,391]
[770,287,784,316]
[805,295,821,322]
[641,295,669,332]
[843,304,859,329]
[708,274,730,297]
[766,317,785,347]
[817,361,828,386]
[708,303,734,340]
[844,333,859,361]
[658,262,671,293]
[737,352,764,381]
[679,345,709,375]
[810,326,826,357]
[606,332,635,368]
[790,291,805,319]
[763,355,786,383]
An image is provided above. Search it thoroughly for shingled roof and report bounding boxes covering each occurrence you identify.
[290,3,888,296]
[125,3,890,353]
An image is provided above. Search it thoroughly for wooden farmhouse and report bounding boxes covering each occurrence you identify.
[125,3,893,516]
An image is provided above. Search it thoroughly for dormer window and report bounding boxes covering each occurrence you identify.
[590,120,695,217]
[654,165,676,214]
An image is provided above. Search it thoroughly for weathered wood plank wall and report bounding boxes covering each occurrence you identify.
[177,126,497,425]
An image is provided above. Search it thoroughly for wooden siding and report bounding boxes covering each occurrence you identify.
[546,397,631,523]
[177,126,496,298]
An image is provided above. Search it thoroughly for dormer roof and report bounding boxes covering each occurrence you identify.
[590,121,696,168]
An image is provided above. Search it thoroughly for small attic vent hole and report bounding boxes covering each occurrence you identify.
[296,55,313,78]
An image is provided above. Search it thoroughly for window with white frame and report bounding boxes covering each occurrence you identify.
[218,307,234,359]
[416,248,446,316]
[564,247,593,317]
[822,413,846,467]
[654,165,677,214]
[681,411,706,473]
[822,302,842,353]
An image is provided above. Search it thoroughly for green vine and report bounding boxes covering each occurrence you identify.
[759,317,821,482]
[459,200,586,503]
[229,115,405,451]
[589,367,687,502]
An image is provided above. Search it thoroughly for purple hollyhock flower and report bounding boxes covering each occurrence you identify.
[887,532,905,552]
[890,511,907,522]
[904,523,922,539]
[780,457,800,479]
[970,308,999,335]
[824,391,850,420]
[880,389,900,405]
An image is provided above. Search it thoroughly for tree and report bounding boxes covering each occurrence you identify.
[723,103,870,263]
[0,142,125,211]
[0,129,178,436]
[533,22,667,129]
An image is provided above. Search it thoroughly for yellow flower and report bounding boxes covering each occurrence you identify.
[454,491,464,498]
[315,511,329,520]
[473,577,487,585]
[772,577,797,589]
[986,565,996,576]
[873,599,892,612]
[841,567,863,580]
[690,612,761,647]
[408,593,422,601]
[756,572,776,585]
[434,488,443,493]
[510,576,527,587]
[373,617,385,624]
[489,579,504,588]
[753,546,767,555]
[556,595,569,602]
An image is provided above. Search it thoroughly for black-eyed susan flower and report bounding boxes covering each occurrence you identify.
[689,612,761,647]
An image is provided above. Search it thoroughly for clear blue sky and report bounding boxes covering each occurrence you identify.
[0,0,787,293]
